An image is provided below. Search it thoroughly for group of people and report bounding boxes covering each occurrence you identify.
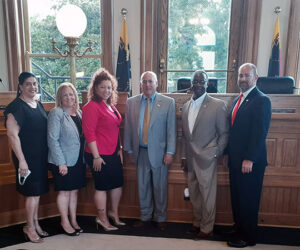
[5,62,271,248]
[180,63,271,248]
[5,68,124,243]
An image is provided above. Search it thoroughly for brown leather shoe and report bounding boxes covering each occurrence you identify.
[155,222,167,231]
[133,220,146,228]
[194,231,213,240]
[187,225,200,234]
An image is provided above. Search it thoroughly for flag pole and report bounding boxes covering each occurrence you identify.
[267,6,281,77]
[116,8,132,95]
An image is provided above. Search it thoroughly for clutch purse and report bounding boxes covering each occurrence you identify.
[18,169,31,185]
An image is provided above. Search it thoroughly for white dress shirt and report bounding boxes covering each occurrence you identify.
[188,93,207,134]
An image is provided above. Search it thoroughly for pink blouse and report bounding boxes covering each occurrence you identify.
[82,100,122,155]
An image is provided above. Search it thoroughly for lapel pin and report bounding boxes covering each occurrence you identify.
[157,104,161,107]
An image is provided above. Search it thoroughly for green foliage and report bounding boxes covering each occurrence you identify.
[29,0,101,100]
[168,0,231,93]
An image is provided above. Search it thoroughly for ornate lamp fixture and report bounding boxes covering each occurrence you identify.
[52,4,92,85]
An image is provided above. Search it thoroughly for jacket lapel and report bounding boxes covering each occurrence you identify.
[235,87,258,115]
[183,100,193,138]
[135,95,142,135]
[149,94,162,129]
[63,109,79,138]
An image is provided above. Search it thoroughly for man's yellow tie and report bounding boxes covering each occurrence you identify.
[142,98,150,144]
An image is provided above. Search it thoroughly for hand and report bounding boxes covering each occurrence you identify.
[163,153,173,166]
[181,159,187,172]
[241,160,253,174]
[118,149,123,164]
[93,157,106,172]
[59,165,68,176]
[19,161,29,177]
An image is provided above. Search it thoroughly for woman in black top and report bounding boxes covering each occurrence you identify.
[5,72,48,243]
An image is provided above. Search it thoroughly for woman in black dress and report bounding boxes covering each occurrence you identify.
[5,72,49,243]
[82,68,124,231]
[48,82,86,236]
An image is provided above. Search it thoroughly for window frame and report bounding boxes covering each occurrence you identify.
[3,0,112,92]
[140,0,262,93]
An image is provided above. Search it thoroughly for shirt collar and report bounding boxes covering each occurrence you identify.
[142,92,157,102]
[191,92,207,105]
[241,86,256,98]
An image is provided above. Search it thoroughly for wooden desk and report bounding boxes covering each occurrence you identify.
[0,92,299,228]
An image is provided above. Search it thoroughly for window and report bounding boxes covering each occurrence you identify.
[26,0,101,101]
[167,0,231,93]
[141,0,262,93]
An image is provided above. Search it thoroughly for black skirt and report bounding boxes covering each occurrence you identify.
[50,150,86,191]
[85,148,123,191]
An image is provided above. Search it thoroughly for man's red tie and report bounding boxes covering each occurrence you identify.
[231,94,243,126]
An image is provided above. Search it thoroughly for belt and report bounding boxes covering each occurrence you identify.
[139,146,148,149]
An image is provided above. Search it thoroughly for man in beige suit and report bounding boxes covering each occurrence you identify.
[181,70,229,240]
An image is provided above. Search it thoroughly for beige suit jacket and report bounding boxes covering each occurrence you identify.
[181,94,229,169]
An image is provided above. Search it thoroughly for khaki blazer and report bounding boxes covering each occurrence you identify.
[181,94,229,169]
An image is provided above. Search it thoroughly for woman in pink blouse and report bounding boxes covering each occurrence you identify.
[82,68,125,231]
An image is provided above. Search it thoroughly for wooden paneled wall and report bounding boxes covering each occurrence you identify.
[0,92,300,228]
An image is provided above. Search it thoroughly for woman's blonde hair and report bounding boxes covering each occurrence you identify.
[87,68,118,105]
[55,82,80,110]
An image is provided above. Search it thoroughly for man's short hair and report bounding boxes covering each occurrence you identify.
[140,71,158,83]
[239,63,258,76]
[192,70,208,81]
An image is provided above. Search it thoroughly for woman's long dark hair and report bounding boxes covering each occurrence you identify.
[16,72,36,98]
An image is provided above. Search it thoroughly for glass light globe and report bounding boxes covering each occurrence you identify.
[56,4,87,38]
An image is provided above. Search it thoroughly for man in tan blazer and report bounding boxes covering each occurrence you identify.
[181,70,229,239]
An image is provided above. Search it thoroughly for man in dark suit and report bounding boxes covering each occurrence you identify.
[227,63,272,248]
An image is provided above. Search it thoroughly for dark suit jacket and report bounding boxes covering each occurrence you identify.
[227,87,272,169]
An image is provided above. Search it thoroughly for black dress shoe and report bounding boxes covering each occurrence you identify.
[194,231,213,241]
[133,220,150,228]
[155,222,167,231]
[223,228,237,237]
[227,239,256,248]
[187,225,200,234]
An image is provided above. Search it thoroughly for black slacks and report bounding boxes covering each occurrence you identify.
[229,164,266,244]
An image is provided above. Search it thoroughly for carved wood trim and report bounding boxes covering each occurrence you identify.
[2,0,26,91]
[284,0,300,85]
[101,0,113,73]
[227,0,262,93]
[140,0,168,93]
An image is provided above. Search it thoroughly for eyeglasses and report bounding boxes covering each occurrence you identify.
[192,80,207,85]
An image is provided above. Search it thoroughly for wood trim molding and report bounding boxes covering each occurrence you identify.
[238,0,262,65]
[101,0,113,74]
[140,0,168,93]
[2,0,26,91]
[140,0,154,73]
[227,0,262,93]
[284,0,300,86]
[156,0,168,92]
